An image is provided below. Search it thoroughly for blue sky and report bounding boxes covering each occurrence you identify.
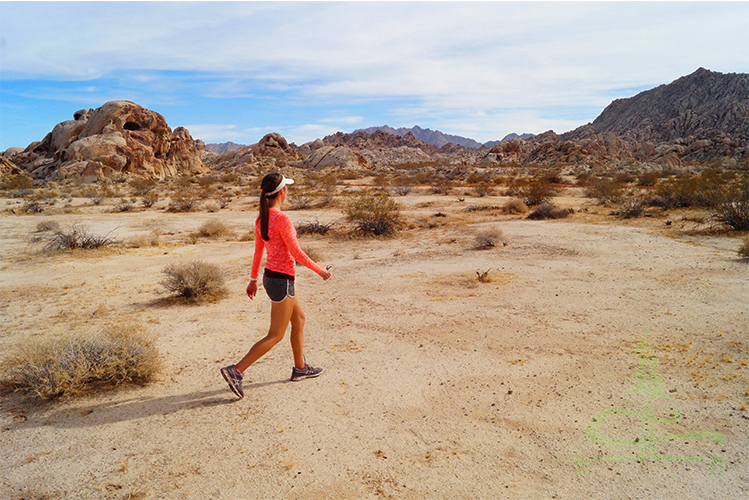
[1,1,747,151]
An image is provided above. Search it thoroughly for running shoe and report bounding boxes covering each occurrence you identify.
[290,363,323,382]
[221,364,244,398]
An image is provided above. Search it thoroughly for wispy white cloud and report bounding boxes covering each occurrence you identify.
[1,2,747,148]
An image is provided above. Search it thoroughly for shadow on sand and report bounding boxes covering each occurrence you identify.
[6,379,287,430]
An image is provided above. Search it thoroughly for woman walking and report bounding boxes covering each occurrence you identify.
[221,173,331,398]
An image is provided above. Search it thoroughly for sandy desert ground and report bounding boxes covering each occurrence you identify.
[1,188,748,499]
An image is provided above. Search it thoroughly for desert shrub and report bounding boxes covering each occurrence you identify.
[343,191,402,236]
[22,198,44,214]
[125,232,161,248]
[431,177,453,195]
[474,227,504,249]
[130,177,157,195]
[585,178,624,204]
[35,220,60,233]
[160,260,228,302]
[710,182,749,230]
[168,190,200,212]
[637,172,660,187]
[502,199,528,214]
[474,182,494,197]
[296,219,334,236]
[527,203,571,220]
[393,184,413,196]
[737,235,749,259]
[0,325,160,399]
[539,168,563,185]
[81,185,116,205]
[1,172,33,191]
[196,219,232,238]
[514,181,555,206]
[738,236,749,259]
[113,198,135,212]
[614,189,646,218]
[43,223,120,251]
[141,191,159,208]
[614,172,635,184]
[288,195,314,210]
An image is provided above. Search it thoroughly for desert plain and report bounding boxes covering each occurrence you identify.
[1,182,748,500]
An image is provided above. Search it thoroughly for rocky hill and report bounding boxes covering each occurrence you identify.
[562,68,748,163]
[4,101,208,181]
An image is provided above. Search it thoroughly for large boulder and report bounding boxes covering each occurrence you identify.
[14,100,208,181]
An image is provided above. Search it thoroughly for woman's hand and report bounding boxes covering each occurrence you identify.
[318,269,331,281]
[246,280,258,299]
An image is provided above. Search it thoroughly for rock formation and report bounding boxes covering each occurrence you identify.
[11,100,208,181]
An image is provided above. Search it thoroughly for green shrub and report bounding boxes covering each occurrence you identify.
[160,261,228,302]
[710,182,749,230]
[343,191,402,236]
[512,181,555,206]
[0,325,160,399]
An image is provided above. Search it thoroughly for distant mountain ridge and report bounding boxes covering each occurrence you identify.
[354,125,534,149]
[205,141,244,153]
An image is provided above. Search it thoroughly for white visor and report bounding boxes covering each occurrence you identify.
[266,175,294,196]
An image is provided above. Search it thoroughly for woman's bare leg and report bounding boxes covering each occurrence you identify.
[289,295,306,369]
[235,297,294,373]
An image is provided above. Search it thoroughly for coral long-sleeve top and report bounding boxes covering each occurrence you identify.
[251,207,323,279]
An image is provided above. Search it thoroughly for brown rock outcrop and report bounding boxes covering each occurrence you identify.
[14,100,208,181]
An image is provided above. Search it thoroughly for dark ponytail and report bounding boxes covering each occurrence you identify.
[259,173,283,241]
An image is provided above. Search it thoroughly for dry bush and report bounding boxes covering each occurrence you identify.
[585,178,624,204]
[196,219,232,238]
[43,222,120,251]
[1,172,34,191]
[35,220,60,233]
[502,199,528,214]
[113,198,135,212]
[296,219,334,236]
[343,191,402,236]
[125,232,161,248]
[513,181,555,206]
[140,192,159,208]
[129,177,157,196]
[474,227,504,249]
[738,236,749,259]
[710,182,749,231]
[160,260,228,302]
[527,203,571,220]
[168,190,200,212]
[22,198,44,214]
[476,270,492,283]
[613,189,646,218]
[0,325,160,399]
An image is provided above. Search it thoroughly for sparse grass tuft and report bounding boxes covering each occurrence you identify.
[296,219,334,236]
[196,219,232,238]
[476,270,492,283]
[0,325,161,399]
[160,261,228,302]
[738,235,749,259]
[43,222,120,251]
